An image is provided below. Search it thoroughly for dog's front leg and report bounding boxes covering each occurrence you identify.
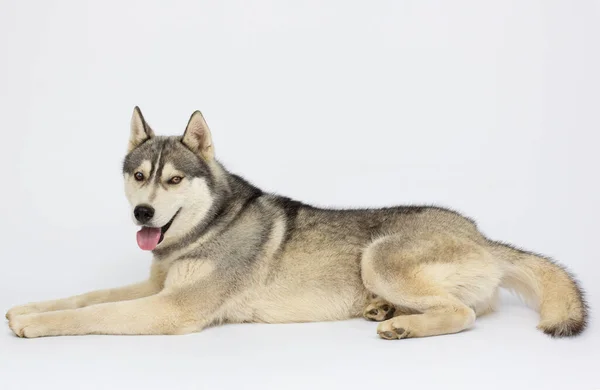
[5,281,162,320]
[8,289,205,338]
[5,262,167,319]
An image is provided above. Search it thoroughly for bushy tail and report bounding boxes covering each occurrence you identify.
[490,242,588,337]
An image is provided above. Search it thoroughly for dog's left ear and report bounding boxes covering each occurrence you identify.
[128,106,155,152]
[182,110,215,161]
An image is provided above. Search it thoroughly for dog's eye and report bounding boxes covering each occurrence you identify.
[134,172,144,181]
[168,176,183,185]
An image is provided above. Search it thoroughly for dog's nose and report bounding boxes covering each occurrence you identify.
[134,205,154,224]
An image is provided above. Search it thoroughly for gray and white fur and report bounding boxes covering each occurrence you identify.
[7,107,588,340]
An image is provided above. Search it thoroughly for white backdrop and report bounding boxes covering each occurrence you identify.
[1,1,598,389]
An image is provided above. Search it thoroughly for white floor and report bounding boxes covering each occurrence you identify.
[1,289,597,390]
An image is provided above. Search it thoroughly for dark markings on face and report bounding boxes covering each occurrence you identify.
[151,174,265,257]
[123,136,214,186]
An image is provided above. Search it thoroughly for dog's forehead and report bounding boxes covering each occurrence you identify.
[123,138,161,170]
[123,136,210,178]
[160,138,210,177]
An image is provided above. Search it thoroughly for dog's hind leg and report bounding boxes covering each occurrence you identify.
[361,233,502,339]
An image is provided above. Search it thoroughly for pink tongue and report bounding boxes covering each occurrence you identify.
[136,227,162,251]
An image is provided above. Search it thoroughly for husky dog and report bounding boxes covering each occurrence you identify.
[7,107,588,339]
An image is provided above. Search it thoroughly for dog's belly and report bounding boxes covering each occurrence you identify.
[246,285,369,323]
[226,256,370,324]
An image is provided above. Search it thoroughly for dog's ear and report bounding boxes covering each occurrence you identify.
[181,110,214,161]
[128,106,155,152]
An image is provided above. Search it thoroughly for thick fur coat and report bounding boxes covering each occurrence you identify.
[7,108,588,339]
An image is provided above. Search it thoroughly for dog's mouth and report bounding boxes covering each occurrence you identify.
[136,209,181,251]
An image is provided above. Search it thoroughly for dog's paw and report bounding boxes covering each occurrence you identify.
[363,300,396,322]
[9,314,36,338]
[8,313,49,338]
[376,317,413,340]
[6,304,42,321]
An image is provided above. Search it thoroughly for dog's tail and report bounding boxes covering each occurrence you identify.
[490,241,588,337]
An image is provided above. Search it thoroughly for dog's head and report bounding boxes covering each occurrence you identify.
[122,107,218,251]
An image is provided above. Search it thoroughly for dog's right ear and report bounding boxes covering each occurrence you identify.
[128,106,155,152]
